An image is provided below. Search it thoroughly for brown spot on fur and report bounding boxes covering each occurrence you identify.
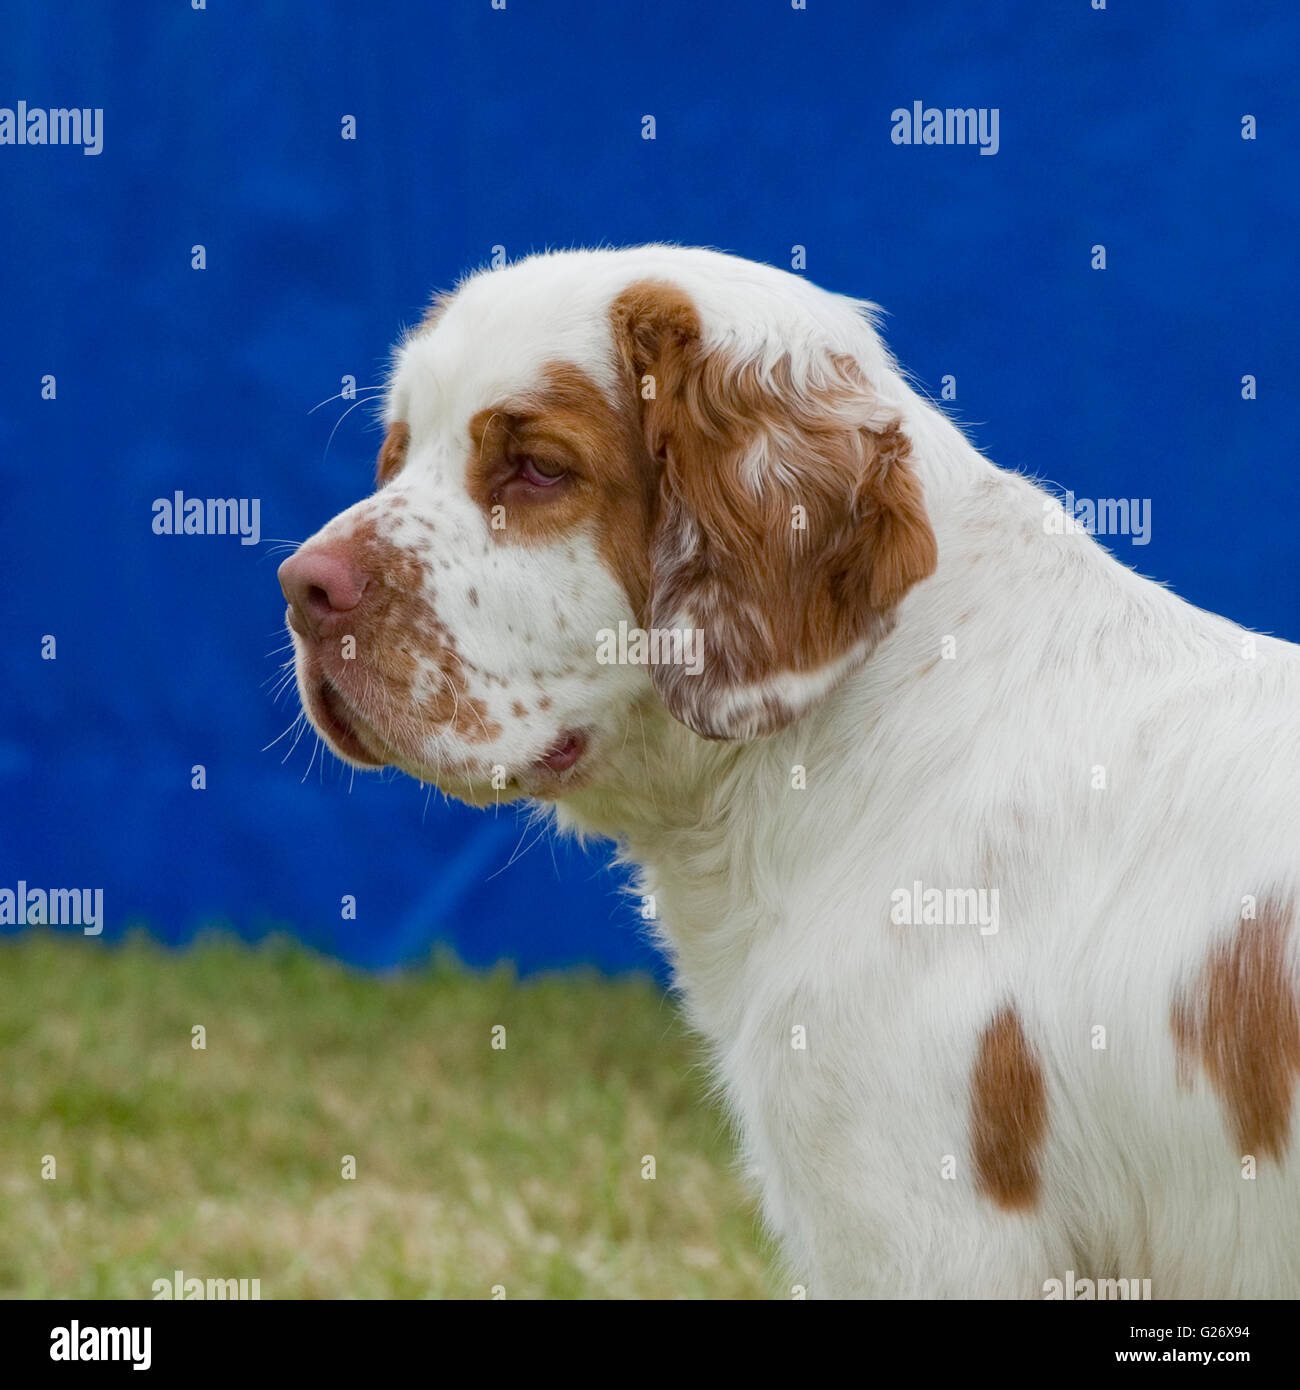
[1171,897,1300,1160]
[376,421,410,487]
[511,700,527,718]
[970,1005,1048,1211]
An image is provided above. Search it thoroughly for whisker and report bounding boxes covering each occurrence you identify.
[307,385,386,415]
[263,710,307,754]
[282,711,313,765]
[253,538,306,558]
[323,395,381,466]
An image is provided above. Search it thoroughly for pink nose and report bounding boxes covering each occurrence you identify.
[278,545,369,636]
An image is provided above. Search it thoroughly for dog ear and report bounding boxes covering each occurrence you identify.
[376,421,410,487]
[612,280,937,740]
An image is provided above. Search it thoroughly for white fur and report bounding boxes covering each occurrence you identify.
[292,246,1300,1298]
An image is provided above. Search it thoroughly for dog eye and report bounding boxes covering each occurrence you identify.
[515,454,566,488]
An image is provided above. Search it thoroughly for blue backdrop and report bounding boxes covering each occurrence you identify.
[1,1,1295,972]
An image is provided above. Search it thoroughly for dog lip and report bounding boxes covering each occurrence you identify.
[535,730,587,773]
[309,678,386,767]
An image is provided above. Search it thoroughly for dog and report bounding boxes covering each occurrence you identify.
[279,245,1300,1298]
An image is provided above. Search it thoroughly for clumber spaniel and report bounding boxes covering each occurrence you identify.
[279,246,1300,1298]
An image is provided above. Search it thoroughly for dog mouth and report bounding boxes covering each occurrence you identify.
[306,678,386,768]
[535,730,587,774]
[298,652,592,791]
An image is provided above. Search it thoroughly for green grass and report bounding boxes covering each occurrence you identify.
[0,932,773,1299]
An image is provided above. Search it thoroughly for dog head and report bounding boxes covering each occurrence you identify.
[279,247,936,801]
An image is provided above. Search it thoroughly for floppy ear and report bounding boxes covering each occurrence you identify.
[612,280,937,741]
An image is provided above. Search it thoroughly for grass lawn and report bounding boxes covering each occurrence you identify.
[0,932,773,1298]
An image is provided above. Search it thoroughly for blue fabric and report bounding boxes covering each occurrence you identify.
[0,0,1295,972]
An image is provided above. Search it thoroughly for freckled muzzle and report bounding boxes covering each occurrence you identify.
[278,521,501,771]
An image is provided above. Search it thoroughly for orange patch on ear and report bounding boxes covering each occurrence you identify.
[376,421,410,487]
[1171,897,1300,1161]
[608,279,938,741]
[970,1005,1049,1211]
[854,421,937,610]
